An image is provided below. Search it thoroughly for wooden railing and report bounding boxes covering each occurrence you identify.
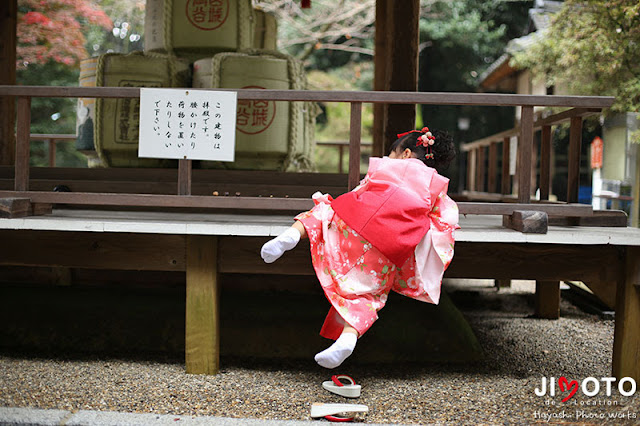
[0,85,614,218]
[29,133,76,167]
[316,140,372,174]
[461,108,602,204]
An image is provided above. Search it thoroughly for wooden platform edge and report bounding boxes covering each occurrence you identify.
[549,210,628,227]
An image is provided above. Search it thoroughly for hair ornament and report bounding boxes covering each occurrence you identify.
[416,127,435,159]
[396,127,436,160]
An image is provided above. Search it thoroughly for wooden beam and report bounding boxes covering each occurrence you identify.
[501,136,511,195]
[613,246,640,382]
[178,159,192,195]
[348,102,362,191]
[518,106,534,203]
[219,237,313,275]
[534,107,600,128]
[539,125,552,200]
[461,128,518,152]
[461,108,602,152]
[488,142,498,193]
[0,190,595,217]
[220,239,623,287]
[495,279,511,289]
[0,86,617,109]
[476,146,485,192]
[185,235,220,375]
[382,0,420,154]
[447,243,621,284]
[0,230,186,271]
[0,166,349,187]
[0,0,16,166]
[467,150,476,193]
[0,178,347,199]
[567,116,583,203]
[535,281,560,319]
[549,210,628,227]
[15,97,30,191]
[372,0,388,158]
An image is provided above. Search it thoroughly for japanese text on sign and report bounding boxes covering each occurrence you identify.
[138,88,237,161]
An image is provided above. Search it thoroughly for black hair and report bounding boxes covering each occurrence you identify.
[388,128,456,171]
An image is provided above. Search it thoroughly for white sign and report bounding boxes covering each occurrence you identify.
[138,88,237,161]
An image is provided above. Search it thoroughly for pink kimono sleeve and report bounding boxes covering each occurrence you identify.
[392,180,459,305]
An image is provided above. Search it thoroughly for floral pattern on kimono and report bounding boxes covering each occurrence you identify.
[295,188,459,341]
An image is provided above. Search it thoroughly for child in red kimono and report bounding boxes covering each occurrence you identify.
[261,127,459,369]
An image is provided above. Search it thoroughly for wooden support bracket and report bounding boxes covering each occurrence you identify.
[535,281,560,319]
[502,210,548,234]
[0,197,52,218]
[0,197,30,218]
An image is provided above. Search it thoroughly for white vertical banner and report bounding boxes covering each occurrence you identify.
[138,88,237,161]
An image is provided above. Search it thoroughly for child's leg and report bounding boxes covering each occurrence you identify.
[314,325,358,369]
[260,220,307,263]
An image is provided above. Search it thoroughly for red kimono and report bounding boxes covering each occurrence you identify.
[295,157,459,339]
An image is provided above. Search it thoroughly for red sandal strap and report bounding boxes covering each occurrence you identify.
[331,374,356,387]
[324,414,354,422]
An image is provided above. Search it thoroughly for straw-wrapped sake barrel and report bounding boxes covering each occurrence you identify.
[144,0,254,59]
[77,52,191,167]
[253,8,277,51]
[192,50,315,171]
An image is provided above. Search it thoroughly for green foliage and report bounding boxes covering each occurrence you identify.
[419,0,532,190]
[16,62,86,167]
[511,0,640,114]
[308,67,373,173]
[420,0,530,89]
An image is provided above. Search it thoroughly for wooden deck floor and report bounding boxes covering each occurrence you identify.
[0,209,638,381]
[0,208,638,246]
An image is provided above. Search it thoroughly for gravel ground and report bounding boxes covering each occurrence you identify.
[1,279,638,424]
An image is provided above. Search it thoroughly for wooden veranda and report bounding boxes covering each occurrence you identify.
[1,1,639,383]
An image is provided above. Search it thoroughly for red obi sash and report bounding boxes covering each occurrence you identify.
[331,182,430,267]
[331,158,448,267]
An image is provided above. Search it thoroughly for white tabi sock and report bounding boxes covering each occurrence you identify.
[260,227,301,263]
[314,332,358,369]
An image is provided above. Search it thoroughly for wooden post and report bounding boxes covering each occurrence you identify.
[382,0,420,155]
[488,141,498,193]
[15,97,30,191]
[518,106,534,203]
[0,0,17,166]
[185,235,219,375]
[567,116,583,203]
[372,0,389,158]
[495,279,511,289]
[539,125,552,200]
[501,136,511,195]
[178,159,192,195]
[535,281,560,319]
[612,246,640,382]
[348,102,362,191]
[476,146,485,193]
[467,149,476,193]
